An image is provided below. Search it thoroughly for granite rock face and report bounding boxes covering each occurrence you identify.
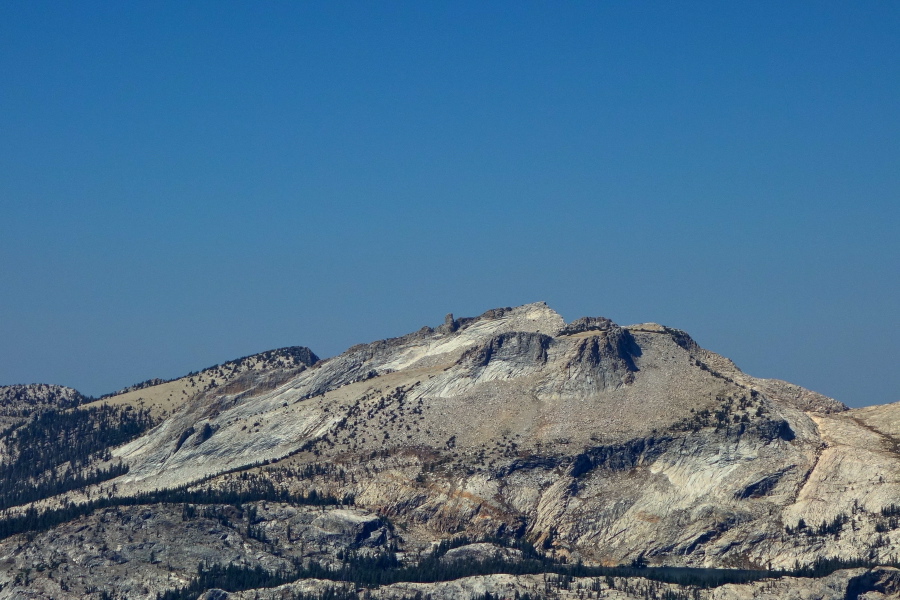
[4,302,900,600]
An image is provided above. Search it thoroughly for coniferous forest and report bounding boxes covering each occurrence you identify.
[0,405,157,510]
[153,534,887,600]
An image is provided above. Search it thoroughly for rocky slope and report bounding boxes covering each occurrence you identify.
[0,383,90,462]
[0,383,86,421]
[2,303,900,599]
[85,345,320,418]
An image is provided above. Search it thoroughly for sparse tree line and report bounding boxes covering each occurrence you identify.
[153,531,874,600]
[0,479,351,542]
[0,404,157,510]
[4,489,899,599]
[671,392,767,434]
[781,501,900,564]
[150,525,900,600]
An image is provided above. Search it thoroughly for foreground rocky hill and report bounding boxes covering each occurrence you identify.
[1,303,899,599]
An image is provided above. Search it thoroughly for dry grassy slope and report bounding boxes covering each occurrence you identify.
[80,346,319,418]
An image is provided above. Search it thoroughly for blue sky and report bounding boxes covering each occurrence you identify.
[1,2,897,406]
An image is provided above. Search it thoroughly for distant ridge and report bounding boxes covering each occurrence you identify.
[98,345,320,399]
[1,303,896,600]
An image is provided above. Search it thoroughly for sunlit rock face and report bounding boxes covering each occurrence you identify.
[9,302,900,599]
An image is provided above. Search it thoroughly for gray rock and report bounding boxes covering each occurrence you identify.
[1,302,892,599]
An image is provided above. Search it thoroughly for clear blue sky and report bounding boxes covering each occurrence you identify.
[1,2,897,407]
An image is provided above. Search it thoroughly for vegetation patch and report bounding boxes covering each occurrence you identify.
[0,405,157,510]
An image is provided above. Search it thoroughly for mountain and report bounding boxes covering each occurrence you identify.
[1,303,899,600]
[0,383,86,418]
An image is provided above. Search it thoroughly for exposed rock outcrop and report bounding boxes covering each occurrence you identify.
[0,383,86,416]
[0,302,894,600]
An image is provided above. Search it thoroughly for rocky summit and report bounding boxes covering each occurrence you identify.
[1,302,900,599]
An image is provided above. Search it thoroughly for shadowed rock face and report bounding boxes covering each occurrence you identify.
[5,302,897,600]
[844,566,900,599]
[459,332,553,369]
[550,325,641,393]
[558,316,615,336]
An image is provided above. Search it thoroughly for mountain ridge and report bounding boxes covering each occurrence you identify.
[1,302,898,600]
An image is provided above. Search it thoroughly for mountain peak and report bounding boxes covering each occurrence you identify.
[451,301,565,335]
[0,302,882,600]
[0,383,87,420]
